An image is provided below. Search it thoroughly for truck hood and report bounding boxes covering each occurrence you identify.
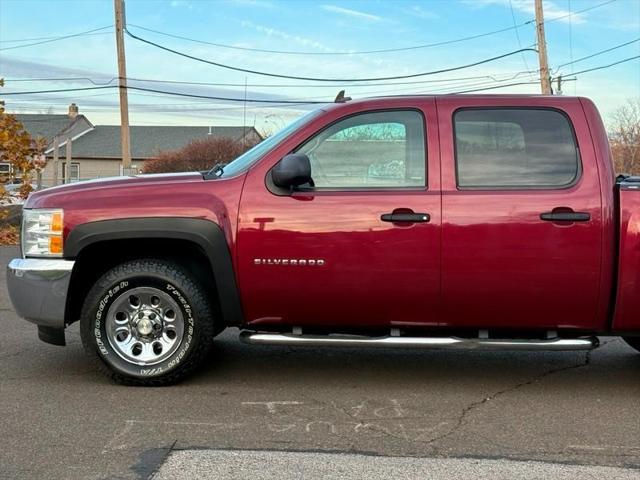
[25,172,205,209]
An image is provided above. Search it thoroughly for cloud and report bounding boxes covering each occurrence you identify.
[321,4,382,22]
[240,20,339,53]
[226,0,274,8]
[464,0,586,24]
[403,5,439,20]
[170,0,193,9]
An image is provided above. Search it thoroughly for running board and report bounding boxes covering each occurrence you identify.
[239,331,599,351]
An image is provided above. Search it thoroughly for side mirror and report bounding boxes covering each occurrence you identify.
[271,153,312,189]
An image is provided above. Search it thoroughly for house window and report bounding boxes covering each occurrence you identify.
[62,162,81,183]
[0,163,11,175]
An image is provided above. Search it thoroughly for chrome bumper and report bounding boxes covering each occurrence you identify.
[7,258,75,328]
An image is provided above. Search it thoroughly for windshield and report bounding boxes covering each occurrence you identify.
[215,109,324,178]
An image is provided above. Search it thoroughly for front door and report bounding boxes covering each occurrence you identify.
[437,97,603,330]
[237,102,441,329]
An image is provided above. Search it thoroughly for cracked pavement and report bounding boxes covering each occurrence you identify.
[1,246,639,479]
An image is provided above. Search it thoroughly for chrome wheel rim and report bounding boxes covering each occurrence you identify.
[105,287,184,366]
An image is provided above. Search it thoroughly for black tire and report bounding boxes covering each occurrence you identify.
[80,259,215,386]
[623,337,640,353]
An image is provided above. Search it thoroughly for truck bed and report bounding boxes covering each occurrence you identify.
[613,176,640,332]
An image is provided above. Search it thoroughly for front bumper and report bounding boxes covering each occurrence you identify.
[7,258,74,328]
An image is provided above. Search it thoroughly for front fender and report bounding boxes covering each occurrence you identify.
[64,217,243,326]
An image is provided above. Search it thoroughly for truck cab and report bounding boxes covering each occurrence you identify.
[7,95,639,386]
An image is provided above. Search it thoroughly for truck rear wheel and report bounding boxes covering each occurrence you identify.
[80,259,215,385]
[623,337,640,354]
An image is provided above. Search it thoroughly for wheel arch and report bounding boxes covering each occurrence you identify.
[64,217,243,328]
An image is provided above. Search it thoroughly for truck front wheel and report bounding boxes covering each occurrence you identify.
[623,337,640,354]
[80,259,215,385]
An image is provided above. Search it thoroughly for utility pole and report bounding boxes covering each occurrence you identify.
[556,75,563,95]
[114,0,132,171]
[52,135,59,187]
[65,137,72,183]
[534,0,552,94]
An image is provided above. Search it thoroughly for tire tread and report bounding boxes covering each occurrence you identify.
[80,259,215,386]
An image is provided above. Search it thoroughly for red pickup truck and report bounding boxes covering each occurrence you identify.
[7,95,640,385]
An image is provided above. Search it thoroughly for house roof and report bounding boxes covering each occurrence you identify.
[16,114,78,140]
[50,125,262,159]
[16,113,95,152]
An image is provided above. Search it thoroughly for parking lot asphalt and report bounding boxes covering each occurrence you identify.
[1,245,639,479]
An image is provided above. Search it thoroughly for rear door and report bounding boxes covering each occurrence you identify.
[437,97,603,330]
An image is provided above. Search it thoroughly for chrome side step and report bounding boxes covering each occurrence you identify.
[239,331,599,351]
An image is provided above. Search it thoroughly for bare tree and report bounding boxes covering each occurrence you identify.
[609,98,640,175]
[143,136,257,174]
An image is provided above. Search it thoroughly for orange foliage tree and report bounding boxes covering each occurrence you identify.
[0,79,47,198]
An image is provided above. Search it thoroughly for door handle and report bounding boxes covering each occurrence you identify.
[381,212,430,223]
[540,211,590,222]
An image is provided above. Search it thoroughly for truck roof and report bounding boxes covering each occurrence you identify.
[318,93,591,113]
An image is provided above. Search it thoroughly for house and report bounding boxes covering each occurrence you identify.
[8,104,93,177]
[15,104,262,185]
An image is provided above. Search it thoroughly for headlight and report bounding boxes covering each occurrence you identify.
[21,209,64,257]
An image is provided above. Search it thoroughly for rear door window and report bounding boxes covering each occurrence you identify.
[454,108,580,188]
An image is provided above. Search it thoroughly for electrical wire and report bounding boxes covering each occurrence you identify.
[4,55,634,104]
[2,70,540,89]
[127,21,534,56]
[2,77,118,86]
[508,0,531,72]
[125,28,538,82]
[0,85,327,104]
[555,37,640,69]
[124,1,618,56]
[569,55,640,76]
[0,26,113,51]
[545,0,617,23]
[1,86,115,96]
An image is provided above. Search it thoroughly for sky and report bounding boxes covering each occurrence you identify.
[0,0,639,132]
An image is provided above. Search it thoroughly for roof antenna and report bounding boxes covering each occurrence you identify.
[334,90,351,103]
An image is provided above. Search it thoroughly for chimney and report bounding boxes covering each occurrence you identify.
[68,103,79,118]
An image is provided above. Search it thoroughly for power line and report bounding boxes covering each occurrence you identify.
[0,30,109,43]
[2,77,118,86]
[127,21,534,56]
[127,86,327,103]
[124,0,618,56]
[508,0,531,72]
[570,55,640,76]
[1,86,115,95]
[4,56,633,104]
[556,37,640,69]
[0,85,327,104]
[125,28,538,82]
[545,0,617,23]
[2,70,539,89]
[449,78,575,94]
[2,72,544,106]
[0,25,113,51]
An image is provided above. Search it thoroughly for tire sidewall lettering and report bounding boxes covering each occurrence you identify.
[92,276,197,379]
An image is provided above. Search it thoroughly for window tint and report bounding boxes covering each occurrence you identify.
[454,109,579,188]
[296,110,426,188]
